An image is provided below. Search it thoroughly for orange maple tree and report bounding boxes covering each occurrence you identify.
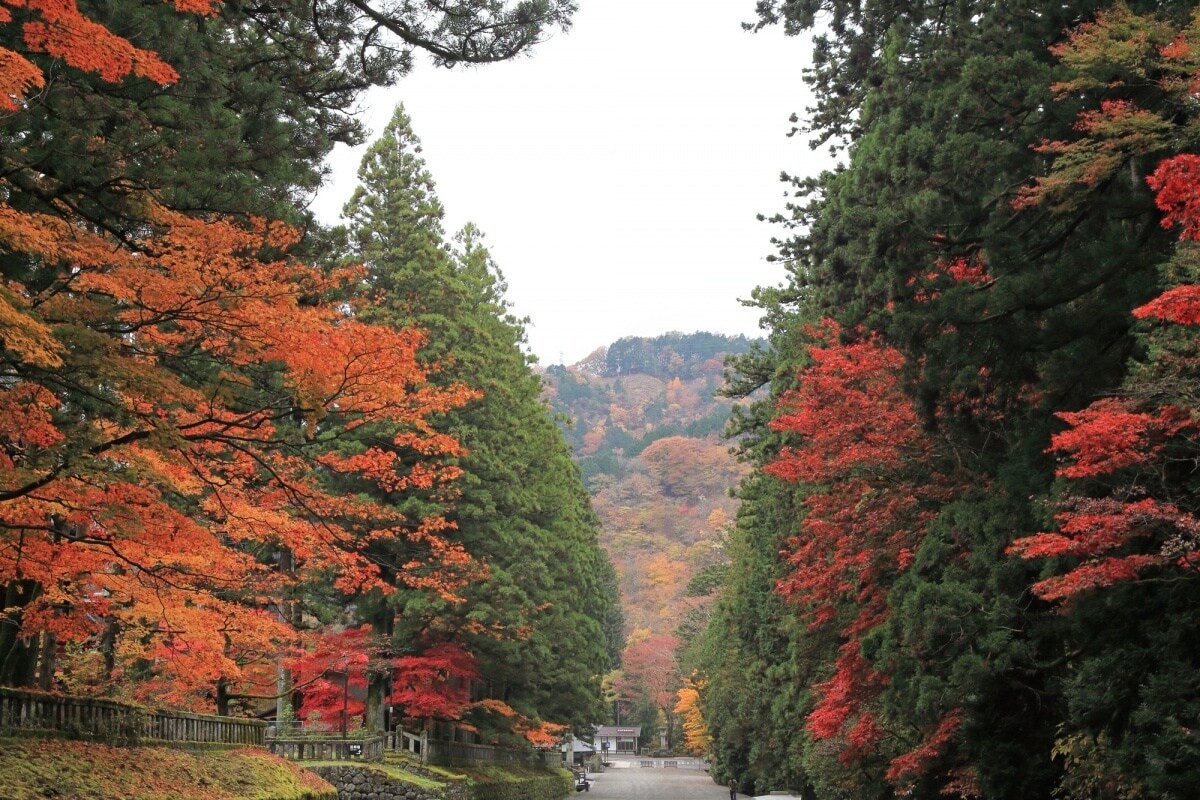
[0,200,476,707]
[0,0,221,111]
[0,2,476,710]
[673,675,711,756]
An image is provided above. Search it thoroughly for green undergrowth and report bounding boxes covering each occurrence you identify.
[313,752,572,800]
[0,737,336,800]
[451,762,573,800]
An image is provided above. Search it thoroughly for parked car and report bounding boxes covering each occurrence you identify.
[574,773,591,792]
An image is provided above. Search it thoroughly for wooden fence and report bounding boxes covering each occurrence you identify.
[426,738,537,765]
[0,687,265,746]
[268,735,385,762]
[3,688,553,767]
[264,725,550,767]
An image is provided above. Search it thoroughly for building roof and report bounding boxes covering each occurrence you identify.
[595,725,642,737]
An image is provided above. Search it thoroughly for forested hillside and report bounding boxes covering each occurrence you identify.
[690,3,1200,799]
[541,333,755,742]
[0,0,617,750]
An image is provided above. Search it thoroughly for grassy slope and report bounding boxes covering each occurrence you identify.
[0,738,336,800]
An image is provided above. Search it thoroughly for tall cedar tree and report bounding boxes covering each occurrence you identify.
[696,1,1200,798]
[1006,8,1200,796]
[333,106,620,744]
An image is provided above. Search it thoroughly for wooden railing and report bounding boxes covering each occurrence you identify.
[384,728,428,762]
[267,734,385,762]
[0,687,265,746]
[427,739,533,765]
[265,725,545,767]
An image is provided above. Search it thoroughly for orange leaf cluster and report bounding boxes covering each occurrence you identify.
[674,678,712,755]
[0,196,475,708]
[0,0,222,110]
[1011,6,1191,214]
[466,697,564,747]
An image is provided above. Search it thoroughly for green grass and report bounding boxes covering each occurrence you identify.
[380,751,469,781]
[0,737,336,800]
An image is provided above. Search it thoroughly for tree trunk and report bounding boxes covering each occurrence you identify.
[99,616,119,683]
[275,547,297,724]
[365,601,394,733]
[36,630,56,690]
[0,580,41,687]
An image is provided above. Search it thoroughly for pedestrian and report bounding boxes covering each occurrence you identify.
[729,777,738,800]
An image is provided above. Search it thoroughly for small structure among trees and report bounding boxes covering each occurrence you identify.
[595,725,642,755]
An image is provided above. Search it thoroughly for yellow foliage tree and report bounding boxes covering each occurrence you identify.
[674,676,711,756]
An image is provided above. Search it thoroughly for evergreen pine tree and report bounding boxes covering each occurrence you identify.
[341,106,620,737]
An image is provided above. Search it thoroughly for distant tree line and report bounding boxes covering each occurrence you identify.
[603,333,760,380]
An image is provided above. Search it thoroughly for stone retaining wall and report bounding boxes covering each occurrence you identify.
[309,765,470,800]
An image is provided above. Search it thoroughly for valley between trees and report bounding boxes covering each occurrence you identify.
[5,3,1200,800]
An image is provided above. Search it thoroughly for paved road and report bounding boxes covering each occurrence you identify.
[576,764,731,800]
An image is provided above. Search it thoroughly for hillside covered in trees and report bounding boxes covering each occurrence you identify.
[540,333,755,745]
[0,0,617,750]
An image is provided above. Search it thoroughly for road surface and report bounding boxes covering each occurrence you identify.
[575,761,731,800]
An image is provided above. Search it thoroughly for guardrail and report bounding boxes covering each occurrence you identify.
[0,687,266,746]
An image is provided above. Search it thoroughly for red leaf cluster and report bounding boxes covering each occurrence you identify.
[1047,400,1192,479]
[1147,154,1200,240]
[766,323,954,766]
[906,255,991,304]
[885,708,963,784]
[289,628,478,726]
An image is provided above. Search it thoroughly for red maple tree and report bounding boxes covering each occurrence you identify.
[765,321,961,781]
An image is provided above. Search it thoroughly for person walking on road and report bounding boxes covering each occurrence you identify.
[728,778,737,800]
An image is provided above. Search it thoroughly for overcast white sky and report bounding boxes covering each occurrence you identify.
[312,0,832,366]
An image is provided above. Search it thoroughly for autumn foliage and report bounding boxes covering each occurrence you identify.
[1009,9,1200,606]
[0,0,222,111]
[673,676,711,756]
[693,4,1200,799]
[764,322,961,783]
[286,627,477,729]
[0,197,477,706]
[0,3,478,710]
